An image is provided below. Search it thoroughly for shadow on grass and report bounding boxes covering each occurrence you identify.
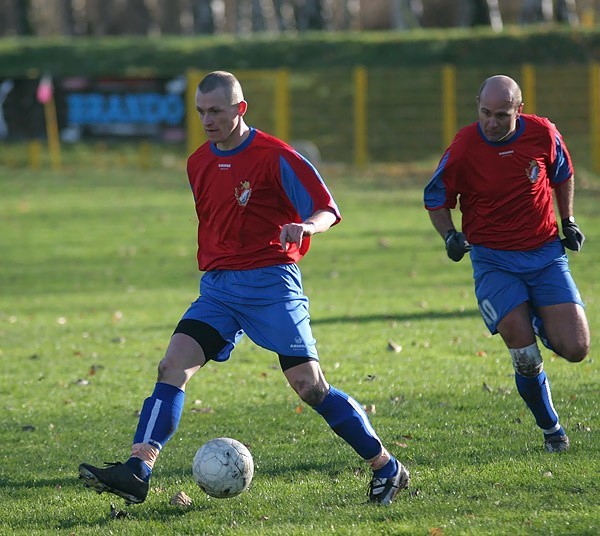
[312,308,480,325]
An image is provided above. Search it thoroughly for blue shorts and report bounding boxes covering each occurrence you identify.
[180,264,318,362]
[472,238,584,334]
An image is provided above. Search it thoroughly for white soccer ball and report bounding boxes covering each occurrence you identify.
[192,437,254,498]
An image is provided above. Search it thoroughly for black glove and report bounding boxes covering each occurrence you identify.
[561,217,585,251]
[445,230,472,262]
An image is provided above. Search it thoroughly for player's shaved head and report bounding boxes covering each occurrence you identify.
[476,75,524,142]
[478,75,522,108]
[198,71,245,105]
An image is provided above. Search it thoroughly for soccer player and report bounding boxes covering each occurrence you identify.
[79,71,409,505]
[424,74,590,453]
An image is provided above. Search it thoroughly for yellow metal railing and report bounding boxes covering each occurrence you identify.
[441,65,457,150]
[180,65,600,172]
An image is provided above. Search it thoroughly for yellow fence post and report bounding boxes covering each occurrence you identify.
[44,99,62,171]
[441,65,456,150]
[353,66,368,168]
[521,64,536,114]
[186,69,205,156]
[29,140,42,169]
[590,63,600,173]
[274,69,290,142]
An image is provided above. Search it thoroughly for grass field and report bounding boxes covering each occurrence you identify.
[0,155,598,535]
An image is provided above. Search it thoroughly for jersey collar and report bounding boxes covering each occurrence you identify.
[210,127,256,156]
[477,117,526,146]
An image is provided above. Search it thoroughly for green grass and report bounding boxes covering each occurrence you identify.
[0,156,599,535]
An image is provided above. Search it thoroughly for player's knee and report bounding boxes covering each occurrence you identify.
[157,356,173,381]
[510,344,543,378]
[294,381,328,407]
[559,341,589,363]
[157,355,190,386]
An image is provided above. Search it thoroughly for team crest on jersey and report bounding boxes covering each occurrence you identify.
[526,159,540,183]
[235,180,252,206]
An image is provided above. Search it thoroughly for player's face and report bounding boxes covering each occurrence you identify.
[195,87,244,149]
[477,94,522,143]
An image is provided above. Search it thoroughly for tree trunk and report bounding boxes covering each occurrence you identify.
[520,0,554,23]
[0,0,14,35]
[391,0,423,29]
[193,0,215,33]
[122,0,151,35]
[331,0,352,30]
[158,0,182,34]
[272,0,290,31]
[5,0,33,35]
[251,0,266,31]
[456,0,502,30]
[486,0,503,30]
[58,0,76,35]
[223,0,239,33]
[556,0,579,25]
[294,0,324,31]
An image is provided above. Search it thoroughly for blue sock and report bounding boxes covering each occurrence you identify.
[125,382,185,480]
[313,386,382,460]
[515,371,563,434]
[125,457,152,482]
[373,457,398,479]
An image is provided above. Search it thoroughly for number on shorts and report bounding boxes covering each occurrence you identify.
[479,299,498,327]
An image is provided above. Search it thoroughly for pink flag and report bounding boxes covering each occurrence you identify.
[37,75,53,104]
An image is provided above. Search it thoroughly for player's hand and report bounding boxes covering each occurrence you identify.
[561,218,585,251]
[445,229,472,262]
[280,222,315,251]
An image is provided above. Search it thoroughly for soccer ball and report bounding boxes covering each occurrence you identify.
[192,437,254,498]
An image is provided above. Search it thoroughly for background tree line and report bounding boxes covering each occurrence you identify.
[0,0,592,37]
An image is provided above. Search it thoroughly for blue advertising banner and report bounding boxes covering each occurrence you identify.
[0,75,187,143]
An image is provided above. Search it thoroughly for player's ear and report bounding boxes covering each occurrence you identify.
[238,100,248,116]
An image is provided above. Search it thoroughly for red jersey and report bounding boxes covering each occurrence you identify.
[424,114,573,250]
[187,128,341,271]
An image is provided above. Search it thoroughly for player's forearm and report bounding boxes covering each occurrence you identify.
[303,209,337,234]
[428,208,456,238]
[555,177,575,220]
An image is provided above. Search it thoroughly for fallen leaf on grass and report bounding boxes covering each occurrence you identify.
[387,340,402,353]
[170,491,193,506]
[191,406,214,414]
[429,528,444,536]
[88,365,101,376]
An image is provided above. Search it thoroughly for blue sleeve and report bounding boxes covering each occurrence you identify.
[550,134,573,185]
[279,154,316,221]
[424,151,450,209]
